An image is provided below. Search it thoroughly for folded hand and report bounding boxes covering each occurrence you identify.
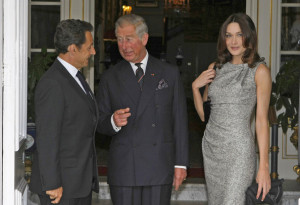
[46,186,63,204]
[173,168,187,191]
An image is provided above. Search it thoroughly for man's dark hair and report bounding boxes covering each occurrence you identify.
[54,19,93,54]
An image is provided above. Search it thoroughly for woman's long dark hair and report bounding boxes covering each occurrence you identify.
[215,13,263,68]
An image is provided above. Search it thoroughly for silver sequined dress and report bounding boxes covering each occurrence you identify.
[203,62,262,205]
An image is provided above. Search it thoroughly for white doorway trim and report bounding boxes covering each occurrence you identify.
[3,0,28,204]
[0,0,3,203]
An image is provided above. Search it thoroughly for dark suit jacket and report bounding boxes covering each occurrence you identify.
[96,55,189,186]
[29,59,99,199]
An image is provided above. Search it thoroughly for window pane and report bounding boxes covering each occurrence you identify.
[31,5,60,49]
[281,7,300,50]
[282,0,300,3]
[281,55,300,67]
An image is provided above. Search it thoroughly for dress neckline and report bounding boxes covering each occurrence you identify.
[227,61,248,66]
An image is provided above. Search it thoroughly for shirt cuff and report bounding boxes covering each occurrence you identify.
[111,114,121,132]
[175,165,186,169]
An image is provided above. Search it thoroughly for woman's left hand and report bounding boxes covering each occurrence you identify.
[256,167,271,201]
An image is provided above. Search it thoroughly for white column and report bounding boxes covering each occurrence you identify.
[246,0,258,26]
[3,0,28,204]
[247,0,279,80]
[3,0,18,202]
[0,0,3,203]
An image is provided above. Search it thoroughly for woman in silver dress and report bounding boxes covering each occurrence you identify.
[192,13,271,204]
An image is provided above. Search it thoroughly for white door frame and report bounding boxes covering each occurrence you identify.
[3,0,28,204]
[0,0,3,203]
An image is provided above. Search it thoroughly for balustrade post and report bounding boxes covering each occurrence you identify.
[269,106,279,180]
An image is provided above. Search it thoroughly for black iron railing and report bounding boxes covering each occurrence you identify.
[269,106,279,180]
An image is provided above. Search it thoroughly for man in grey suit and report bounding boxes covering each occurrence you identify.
[29,19,99,205]
[96,14,189,205]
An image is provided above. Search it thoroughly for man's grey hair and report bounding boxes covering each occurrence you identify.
[115,14,148,39]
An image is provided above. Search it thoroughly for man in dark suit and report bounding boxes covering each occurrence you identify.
[96,14,189,205]
[29,19,99,205]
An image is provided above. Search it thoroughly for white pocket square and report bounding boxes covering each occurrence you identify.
[156,79,168,90]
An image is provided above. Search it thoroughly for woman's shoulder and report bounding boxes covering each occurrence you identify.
[255,63,270,75]
[249,60,267,74]
[255,63,271,84]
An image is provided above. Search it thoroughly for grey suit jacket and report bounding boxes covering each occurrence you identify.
[29,59,99,198]
[96,55,189,186]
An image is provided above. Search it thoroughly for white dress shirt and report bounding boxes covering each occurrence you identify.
[57,57,86,93]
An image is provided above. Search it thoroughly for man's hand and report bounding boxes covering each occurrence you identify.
[46,186,63,204]
[173,168,187,191]
[113,108,131,127]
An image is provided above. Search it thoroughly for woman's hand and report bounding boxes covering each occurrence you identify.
[192,68,216,89]
[192,63,216,122]
[256,166,271,201]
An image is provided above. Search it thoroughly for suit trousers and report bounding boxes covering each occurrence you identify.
[38,191,92,205]
[109,184,172,205]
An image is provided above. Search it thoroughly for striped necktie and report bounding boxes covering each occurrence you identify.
[135,63,144,90]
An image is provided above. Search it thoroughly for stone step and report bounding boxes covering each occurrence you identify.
[98,177,300,204]
[280,179,300,205]
[98,177,207,201]
[92,199,207,205]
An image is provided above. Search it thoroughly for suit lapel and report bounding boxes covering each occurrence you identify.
[136,57,162,118]
[54,60,97,114]
[118,61,141,106]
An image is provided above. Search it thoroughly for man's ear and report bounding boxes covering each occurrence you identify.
[68,44,77,54]
[142,33,149,46]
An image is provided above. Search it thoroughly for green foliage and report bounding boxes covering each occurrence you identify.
[28,48,56,121]
[270,60,300,133]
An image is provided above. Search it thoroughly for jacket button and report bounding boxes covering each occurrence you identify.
[152,124,156,127]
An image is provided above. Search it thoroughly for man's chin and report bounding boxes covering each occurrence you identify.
[123,58,134,62]
[122,54,134,62]
[83,62,89,67]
